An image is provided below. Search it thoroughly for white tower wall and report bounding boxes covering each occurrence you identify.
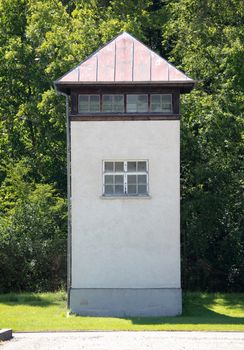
[69,120,181,316]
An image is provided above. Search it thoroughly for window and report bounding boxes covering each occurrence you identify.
[102,95,124,112]
[103,161,148,196]
[77,94,174,114]
[150,94,172,113]
[127,95,148,113]
[78,95,100,113]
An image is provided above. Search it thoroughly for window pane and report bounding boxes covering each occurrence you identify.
[104,162,113,172]
[103,95,112,103]
[103,104,113,112]
[104,175,113,184]
[162,95,172,112]
[79,104,89,112]
[151,103,161,112]
[162,104,172,112]
[151,94,160,103]
[138,185,147,194]
[127,185,137,194]
[150,94,172,113]
[79,95,89,102]
[90,104,100,112]
[90,95,100,112]
[115,185,124,194]
[127,95,148,112]
[114,104,124,112]
[127,175,136,184]
[79,95,89,112]
[150,94,161,112]
[127,161,137,172]
[162,95,172,103]
[102,95,124,112]
[138,175,147,184]
[115,175,123,184]
[115,162,124,172]
[138,161,147,171]
[127,95,137,112]
[90,95,99,103]
[114,95,124,112]
[102,95,113,112]
[114,95,123,103]
[137,95,148,112]
[105,185,113,194]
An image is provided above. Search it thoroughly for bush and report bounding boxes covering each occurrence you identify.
[0,162,67,292]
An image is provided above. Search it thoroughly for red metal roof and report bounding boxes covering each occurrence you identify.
[55,32,193,84]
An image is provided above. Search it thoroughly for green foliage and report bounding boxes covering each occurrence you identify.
[0,0,243,292]
[180,92,244,291]
[0,162,67,292]
[163,0,244,291]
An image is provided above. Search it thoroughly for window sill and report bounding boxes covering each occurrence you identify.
[100,195,151,200]
[70,114,179,121]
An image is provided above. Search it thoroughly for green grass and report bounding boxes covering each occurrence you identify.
[0,291,243,332]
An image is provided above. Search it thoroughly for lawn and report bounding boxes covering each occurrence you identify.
[0,291,243,332]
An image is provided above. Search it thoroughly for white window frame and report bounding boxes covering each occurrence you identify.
[78,94,100,113]
[126,94,148,113]
[102,94,124,112]
[102,160,149,196]
[150,94,172,113]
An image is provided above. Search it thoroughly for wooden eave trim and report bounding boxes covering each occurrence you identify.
[55,80,196,86]
[70,114,180,121]
[55,81,196,94]
[70,87,180,94]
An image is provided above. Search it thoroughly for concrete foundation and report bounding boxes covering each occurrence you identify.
[69,288,182,317]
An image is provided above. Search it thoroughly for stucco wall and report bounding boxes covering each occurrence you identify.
[71,120,180,289]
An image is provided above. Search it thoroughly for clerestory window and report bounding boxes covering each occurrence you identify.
[126,95,148,113]
[102,95,124,112]
[78,95,100,112]
[103,160,149,196]
[150,94,172,113]
[78,94,173,114]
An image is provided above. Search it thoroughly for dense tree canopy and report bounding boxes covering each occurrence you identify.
[0,0,243,292]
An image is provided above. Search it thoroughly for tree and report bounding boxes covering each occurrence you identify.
[163,0,244,291]
[0,0,243,292]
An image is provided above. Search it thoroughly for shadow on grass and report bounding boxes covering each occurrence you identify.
[129,311,244,326]
[0,292,66,307]
[0,291,243,327]
[128,293,244,326]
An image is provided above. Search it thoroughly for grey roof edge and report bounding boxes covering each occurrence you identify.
[54,80,197,85]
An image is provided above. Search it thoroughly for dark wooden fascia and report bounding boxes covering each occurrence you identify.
[55,81,196,95]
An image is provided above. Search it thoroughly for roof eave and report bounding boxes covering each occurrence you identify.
[54,80,196,94]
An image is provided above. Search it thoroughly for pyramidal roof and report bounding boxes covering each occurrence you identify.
[55,32,194,85]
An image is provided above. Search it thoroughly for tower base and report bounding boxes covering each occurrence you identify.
[69,288,182,317]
